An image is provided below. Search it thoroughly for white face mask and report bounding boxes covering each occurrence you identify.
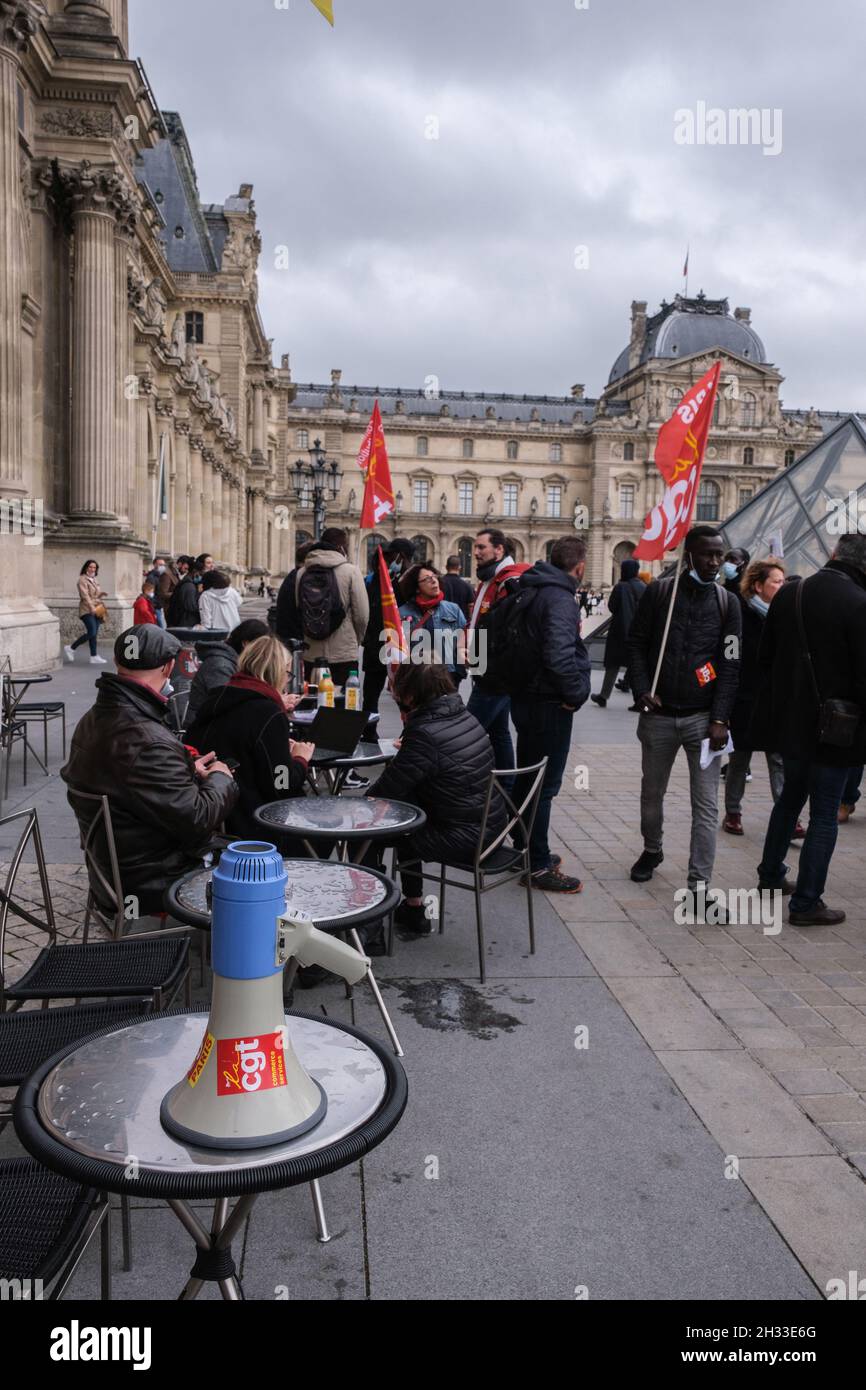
[161,680,174,697]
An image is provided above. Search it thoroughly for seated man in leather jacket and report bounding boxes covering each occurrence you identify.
[62,625,238,919]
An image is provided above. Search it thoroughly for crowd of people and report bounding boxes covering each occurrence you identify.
[60,521,866,967]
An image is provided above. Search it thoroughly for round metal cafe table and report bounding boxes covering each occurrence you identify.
[165,860,405,1057]
[14,1007,407,1302]
[310,738,399,793]
[254,796,425,864]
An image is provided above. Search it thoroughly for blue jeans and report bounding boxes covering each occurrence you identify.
[843,764,863,806]
[71,612,100,656]
[467,686,515,790]
[155,609,167,629]
[510,698,574,872]
[757,758,849,913]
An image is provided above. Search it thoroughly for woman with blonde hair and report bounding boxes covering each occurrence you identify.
[186,635,313,840]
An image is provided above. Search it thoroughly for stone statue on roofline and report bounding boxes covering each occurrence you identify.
[170,313,186,360]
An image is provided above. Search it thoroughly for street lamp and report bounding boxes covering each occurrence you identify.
[291,437,344,540]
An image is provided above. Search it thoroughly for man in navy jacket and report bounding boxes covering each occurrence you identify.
[510,536,591,892]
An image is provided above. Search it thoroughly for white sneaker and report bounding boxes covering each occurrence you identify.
[90,655,107,665]
[63,645,76,663]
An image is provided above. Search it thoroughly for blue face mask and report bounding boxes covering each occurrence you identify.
[688,567,719,586]
[749,594,770,616]
[721,561,739,581]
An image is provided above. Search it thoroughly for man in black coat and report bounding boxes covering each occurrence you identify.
[751,534,866,925]
[591,557,646,706]
[440,555,474,619]
[61,626,237,918]
[627,526,741,916]
[509,536,591,893]
[166,556,201,628]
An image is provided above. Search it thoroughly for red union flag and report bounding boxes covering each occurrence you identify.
[377,544,409,669]
[358,401,396,528]
[634,362,721,560]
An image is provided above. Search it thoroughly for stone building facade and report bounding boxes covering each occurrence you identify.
[283,295,830,587]
[0,0,293,669]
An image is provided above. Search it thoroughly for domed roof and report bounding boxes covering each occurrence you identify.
[608,294,767,386]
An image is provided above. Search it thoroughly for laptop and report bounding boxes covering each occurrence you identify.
[304,708,371,763]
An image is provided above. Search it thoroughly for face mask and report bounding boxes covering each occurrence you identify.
[161,680,174,698]
[388,561,402,577]
[749,594,770,616]
[688,568,718,587]
[156,564,166,574]
[721,561,739,581]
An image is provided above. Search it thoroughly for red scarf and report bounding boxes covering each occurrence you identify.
[414,593,442,612]
[227,673,286,710]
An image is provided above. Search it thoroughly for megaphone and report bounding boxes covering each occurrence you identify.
[160,841,370,1150]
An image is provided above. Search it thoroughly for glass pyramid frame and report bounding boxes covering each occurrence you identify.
[719,414,866,574]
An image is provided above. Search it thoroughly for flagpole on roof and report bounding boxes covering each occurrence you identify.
[683,245,689,298]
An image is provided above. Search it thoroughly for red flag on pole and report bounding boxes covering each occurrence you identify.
[357,402,395,528]
[634,363,721,561]
[377,544,409,670]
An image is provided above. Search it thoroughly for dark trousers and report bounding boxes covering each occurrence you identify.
[600,665,625,700]
[304,660,355,689]
[757,758,849,913]
[467,685,515,791]
[361,652,388,716]
[510,698,574,872]
[842,764,864,806]
[71,612,100,656]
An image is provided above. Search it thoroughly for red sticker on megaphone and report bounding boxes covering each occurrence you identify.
[216,1033,288,1096]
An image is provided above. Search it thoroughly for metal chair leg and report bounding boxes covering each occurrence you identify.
[475,871,486,984]
[99,1198,112,1301]
[309,1180,331,1243]
[120,1195,132,1272]
[526,854,537,956]
[439,860,446,934]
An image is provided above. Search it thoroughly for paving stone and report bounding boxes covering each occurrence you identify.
[774,1070,854,1096]
[739,1157,866,1290]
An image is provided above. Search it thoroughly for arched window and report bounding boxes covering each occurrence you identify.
[743,446,754,466]
[668,387,680,413]
[365,532,387,572]
[741,393,757,427]
[462,438,474,460]
[457,537,474,577]
[696,479,720,521]
[411,535,430,564]
[506,440,519,461]
[416,436,429,457]
[623,442,635,462]
[296,429,309,449]
[784,449,795,468]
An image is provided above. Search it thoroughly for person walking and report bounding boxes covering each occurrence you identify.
[466,528,530,786]
[440,555,474,620]
[751,534,866,925]
[144,557,170,628]
[722,557,793,836]
[64,560,108,665]
[627,526,741,917]
[591,558,645,706]
[198,570,243,632]
[294,527,369,689]
[398,565,467,678]
[133,577,158,627]
[838,765,864,824]
[504,536,591,893]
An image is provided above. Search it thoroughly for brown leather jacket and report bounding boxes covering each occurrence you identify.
[62,673,238,914]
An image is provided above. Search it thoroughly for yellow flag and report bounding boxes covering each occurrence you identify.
[310,0,334,22]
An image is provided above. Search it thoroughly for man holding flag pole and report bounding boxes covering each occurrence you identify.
[626,363,742,921]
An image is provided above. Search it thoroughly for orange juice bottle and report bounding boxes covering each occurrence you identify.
[317,666,335,709]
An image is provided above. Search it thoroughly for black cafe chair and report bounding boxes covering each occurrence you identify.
[0,1158,113,1301]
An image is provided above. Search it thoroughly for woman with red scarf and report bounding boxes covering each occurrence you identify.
[185,635,313,842]
[398,565,467,678]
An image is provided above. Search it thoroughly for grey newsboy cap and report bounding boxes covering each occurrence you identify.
[114,625,182,671]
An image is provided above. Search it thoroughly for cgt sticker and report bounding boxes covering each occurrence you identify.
[186,1030,214,1088]
[695,661,717,686]
[217,1032,287,1096]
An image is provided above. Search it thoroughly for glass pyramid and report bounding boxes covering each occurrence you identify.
[719,414,866,574]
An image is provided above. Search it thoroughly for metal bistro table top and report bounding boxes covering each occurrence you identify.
[166,858,399,932]
[14,1008,408,1200]
[255,795,425,842]
[311,738,399,770]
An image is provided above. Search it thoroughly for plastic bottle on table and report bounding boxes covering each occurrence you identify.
[345,667,361,711]
[317,666,335,709]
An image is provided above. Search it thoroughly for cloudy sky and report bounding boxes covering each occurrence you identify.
[131,0,865,411]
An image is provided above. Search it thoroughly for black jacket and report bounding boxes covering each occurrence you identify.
[186,681,307,840]
[61,674,237,914]
[367,692,505,859]
[513,562,591,708]
[441,572,474,619]
[603,576,646,670]
[167,574,201,628]
[628,573,741,721]
[749,561,866,767]
[729,597,765,750]
[187,641,238,722]
[275,568,303,644]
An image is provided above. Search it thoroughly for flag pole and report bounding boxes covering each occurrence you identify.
[649,538,687,699]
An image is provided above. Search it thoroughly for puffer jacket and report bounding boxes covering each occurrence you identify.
[627,573,741,721]
[186,676,308,841]
[367,692,505,859]
[295,547,370,664]
[61,673,237,915]
[513,562,591,708]
[187,641,238,722]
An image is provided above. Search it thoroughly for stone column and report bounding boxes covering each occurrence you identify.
[251,382,265,464]
[174,419,191,556]
[227,479,238,571]
[67,164,133,519]
[133,380,151,547]
[188,433,203,557]
[114,221,135,525]
[251,488,266,570]
[0,3,40,484]
[207,452,222,559]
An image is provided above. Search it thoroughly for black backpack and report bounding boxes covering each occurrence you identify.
[297,564,346,641]
[482,584,541,695]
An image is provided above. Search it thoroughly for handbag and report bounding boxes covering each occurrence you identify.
[93,602,108,623]
[795,579,860,749]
